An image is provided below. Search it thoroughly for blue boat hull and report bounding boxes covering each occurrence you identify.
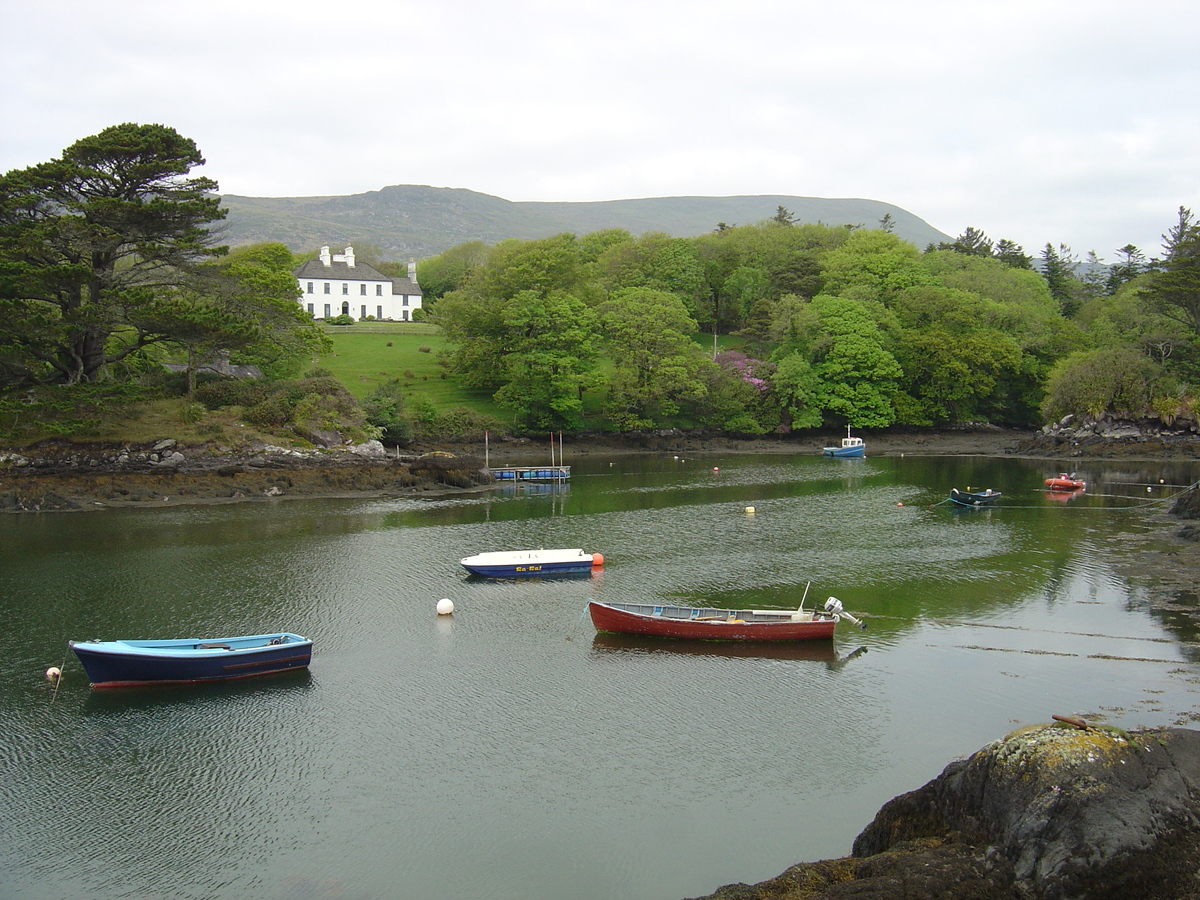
[822,446,865,458]
[69,633,312,688]
[460,548,600,579]
[463,560,595,578]
[949,488,1002,507]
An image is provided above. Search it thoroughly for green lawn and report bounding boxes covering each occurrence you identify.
[318,323,506,417]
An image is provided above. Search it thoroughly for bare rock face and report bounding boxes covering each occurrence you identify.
[690,724,1200,900]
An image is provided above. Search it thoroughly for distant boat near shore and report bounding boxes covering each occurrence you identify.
[823,427,865,458]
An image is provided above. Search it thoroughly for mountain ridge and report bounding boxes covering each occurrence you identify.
[217,184,952,261]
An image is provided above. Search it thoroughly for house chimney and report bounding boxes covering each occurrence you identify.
[408,259,417,282]
[319,245,332,267]
[344,246,355,268]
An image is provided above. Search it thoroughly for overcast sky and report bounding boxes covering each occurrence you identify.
[3,1,1197,263]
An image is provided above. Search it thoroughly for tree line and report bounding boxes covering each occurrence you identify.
[420,206,1200,434]
[2,123,1197,444]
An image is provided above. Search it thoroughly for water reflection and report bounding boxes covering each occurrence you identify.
[589,631,869,669]
[81,668,314,713]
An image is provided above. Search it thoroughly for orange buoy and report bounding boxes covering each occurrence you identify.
[591,553,605,567]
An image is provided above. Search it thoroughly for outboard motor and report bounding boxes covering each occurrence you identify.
[824,597,867,630]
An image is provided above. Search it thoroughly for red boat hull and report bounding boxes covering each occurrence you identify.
[588,601,837,642]
[1045,477,1086,491]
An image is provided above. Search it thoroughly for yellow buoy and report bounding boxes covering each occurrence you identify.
[744,506,755,514]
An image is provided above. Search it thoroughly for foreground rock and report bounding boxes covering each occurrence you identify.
[690,722,1200,900]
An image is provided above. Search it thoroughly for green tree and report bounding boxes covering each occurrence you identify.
[1041,347,1159,420]
[0,123,226,386]
[595,232,704,310]
[206,243,330,382]
[596,288,712,429]
[938,226,993,257]
[722,265,769,328]
[416,241,490,303]
[994,239,1033,269]
[1105,244,1148,293]
[820,230,936,303]
[1143,207,1200,375]
[1039,242,1082,316]
[771,350,823,429]
[809,295,903,427]
[363,379,414,445]
[771,205,795,225]
[492,291,599,431]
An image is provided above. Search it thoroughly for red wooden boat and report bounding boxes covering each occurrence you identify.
[587,597,864,642]
[1045,473,1086,491]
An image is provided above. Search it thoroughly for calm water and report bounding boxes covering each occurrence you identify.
[3,452,1200,900]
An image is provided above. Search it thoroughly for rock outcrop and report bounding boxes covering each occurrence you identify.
[1019,415,1200,459]
[0,440,493,511]
[690,723,1200,900]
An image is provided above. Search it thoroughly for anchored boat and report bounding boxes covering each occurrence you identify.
[461,548,604,578]
[69,632,313,688]
[587,596,865,642]
[823,427,865,458]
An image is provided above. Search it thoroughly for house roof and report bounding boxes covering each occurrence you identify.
[390,276,423,296]
[294,258,392,282]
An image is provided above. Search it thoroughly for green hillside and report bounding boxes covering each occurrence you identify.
[220,185,950,262]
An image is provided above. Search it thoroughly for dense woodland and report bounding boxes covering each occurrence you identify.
[417,207,1200,436]
[2,124,1199,445]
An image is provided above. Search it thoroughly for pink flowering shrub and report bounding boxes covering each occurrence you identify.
[716,351,774,392]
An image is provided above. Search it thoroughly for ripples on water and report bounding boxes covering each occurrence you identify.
[3,454,1200,900]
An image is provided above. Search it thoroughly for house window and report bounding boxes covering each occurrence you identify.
[306,282,314,294]
[375,284,383,296]
[323,283,330,294]
[306,303,314,315]
[402,310,409,321]
[360,284,367,295]
[342,283,348,295]
[360,305,367,319]
[323,304,331,318]
[377,306,383,319]
[403,296,409,306]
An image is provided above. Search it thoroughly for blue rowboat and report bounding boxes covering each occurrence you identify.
[460,548,603,578]
[69,632,313,688]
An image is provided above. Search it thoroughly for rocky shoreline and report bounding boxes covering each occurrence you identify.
[3,421,1199,513]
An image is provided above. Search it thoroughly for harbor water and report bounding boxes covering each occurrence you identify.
[2,452,1199,900]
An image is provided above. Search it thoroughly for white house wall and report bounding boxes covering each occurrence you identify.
[299,281,420,321]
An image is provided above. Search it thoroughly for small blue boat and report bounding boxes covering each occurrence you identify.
[949,487,1003,507]
[460,548,603,578]
[69,632,313,688]
[823,427,865,458]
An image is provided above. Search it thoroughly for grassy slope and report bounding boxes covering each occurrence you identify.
[317,323,507,417]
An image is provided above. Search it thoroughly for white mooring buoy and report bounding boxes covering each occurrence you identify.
[45,666,62,682]
[436,598,455,616]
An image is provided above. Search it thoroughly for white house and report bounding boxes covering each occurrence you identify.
[294,245,423,321]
